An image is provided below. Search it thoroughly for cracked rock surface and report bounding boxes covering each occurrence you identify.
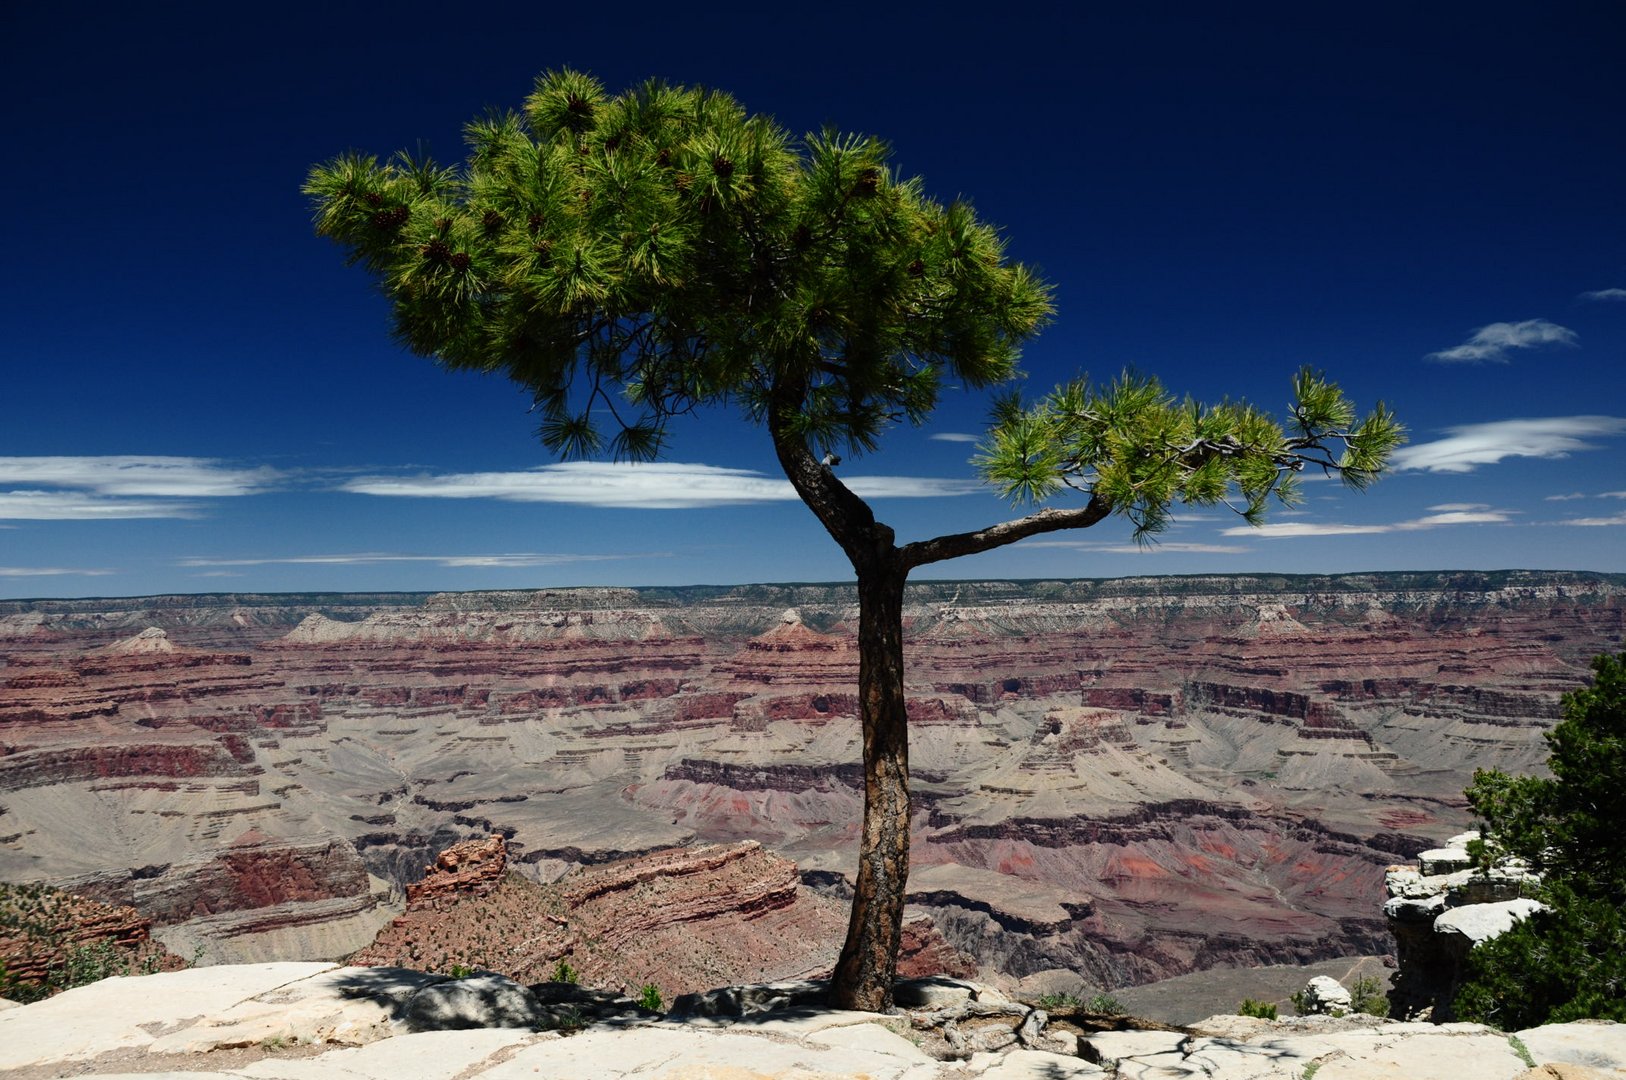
[3,965,1624,1079]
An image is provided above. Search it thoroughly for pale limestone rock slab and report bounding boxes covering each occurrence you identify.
[1417,846,1474,875]
[742,1008,898,1038]
[1179,1035,1322,1078]
[1435,898,1546,945]
[1082,1028,1188,1064]
[1187,1014,1277,1039]
[474,1025,938,1080]
[0,962,337,1070]
[802,1020,936,1062]
[971,1048,1105,1077]
[1517,1022,1626,1072]
[1309,1028,1528,1079]
[148,965,435,1054]
[894,975,975,1008]
[1110,1049,1206,1078]
[1513,1064,1625,1079]
[233,1027,541,1080]
[0,997,18,1011]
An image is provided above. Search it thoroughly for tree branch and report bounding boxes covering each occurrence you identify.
[899,495,1112,571]
[767,383,890,570]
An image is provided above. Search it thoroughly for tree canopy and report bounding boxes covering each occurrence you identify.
[1458,652,1626,1027]
[305,69,1050,467]
[308,69,1402,1010]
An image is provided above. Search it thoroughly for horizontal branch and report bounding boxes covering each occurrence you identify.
[899,495,1111,571]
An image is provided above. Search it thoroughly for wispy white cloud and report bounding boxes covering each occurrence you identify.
[1426,502,1490,512]
[0,456,281,520]
[342,462,982,509]
[1391,416,1626,473]
[0,456,280,496]
[178,552,646,569]
[1545,492,1588,501]
[1022,539,1250,554]
[1558,514,1626,527]
[928,433,980,444]
[1425,318,1577,364]
[1223,508,1515,538]
[0,491,202,520]
[0,566,117,577]
[1580,288,1626,302]
[1604,491,1626,499]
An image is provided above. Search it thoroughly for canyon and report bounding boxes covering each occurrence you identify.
[1,571,1621,991]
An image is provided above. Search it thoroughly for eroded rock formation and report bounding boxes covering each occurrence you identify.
[1,572,1620,986]
[349,839,941,996]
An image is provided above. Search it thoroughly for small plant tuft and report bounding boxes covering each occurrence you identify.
[1238,998,1278,1020]
[1036,991,1082,1010]
[1508,1035,1536,1069]
[1087,993,1126,1014]
[637,983,663,1011]
[550,958,579,985]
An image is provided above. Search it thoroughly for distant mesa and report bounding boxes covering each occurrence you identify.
[747,608,845,651]
[100,627,178,655]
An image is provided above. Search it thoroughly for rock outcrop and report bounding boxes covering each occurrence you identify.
[405,834,506,906]
[354,840,887,997]
[4,963,1626,1079]
[0,882,184,997]
[1385,830,1544,1020]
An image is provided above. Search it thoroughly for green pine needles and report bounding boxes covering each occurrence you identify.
[1456,652,1626,1027]
[305,69,1050,466]
[975,368,1402,540]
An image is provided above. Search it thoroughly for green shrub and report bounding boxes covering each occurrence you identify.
[1086,993,1126,1015]
[1456,652,1626,1027]
[1348,975,1388,1017]
[1238,998,1278,1020]
[550,958,579,985]
[637,983,663,1011]
[1036,991,1082,1009]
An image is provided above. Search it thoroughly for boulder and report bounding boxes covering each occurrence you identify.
[1434,898,1546,946]
[1300,974,1354,1016]
[668,978,829,1018]
[405,972,544,1032]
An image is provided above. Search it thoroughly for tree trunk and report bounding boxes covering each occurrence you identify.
[830,561,911,1011]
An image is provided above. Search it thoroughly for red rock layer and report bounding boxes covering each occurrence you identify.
[354,841,868,996]
[1,573,1621,988]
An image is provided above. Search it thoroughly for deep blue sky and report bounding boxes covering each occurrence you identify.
[3,2,1624,597]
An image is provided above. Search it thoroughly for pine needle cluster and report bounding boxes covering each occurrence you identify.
[305,70,1052,464]
[974,368,1402,540]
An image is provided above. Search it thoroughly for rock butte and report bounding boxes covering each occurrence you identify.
[1,571,1622,990]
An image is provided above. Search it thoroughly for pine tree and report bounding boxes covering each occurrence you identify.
[1457,652,1626,1027]
[305,70,1402,1010]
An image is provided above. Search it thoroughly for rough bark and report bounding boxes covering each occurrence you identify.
[830,565,911,1010]
[768,395,1118,1010]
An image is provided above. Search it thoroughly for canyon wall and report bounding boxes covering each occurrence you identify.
[1,571,1620,986]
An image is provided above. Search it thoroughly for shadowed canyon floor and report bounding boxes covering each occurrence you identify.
[2,572,1621,990]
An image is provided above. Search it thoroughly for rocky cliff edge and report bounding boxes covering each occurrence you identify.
[3,962,1625,1079]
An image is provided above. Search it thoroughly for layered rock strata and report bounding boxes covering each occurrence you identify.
[0,882,184,996]
[353,840,865,996]
[1,571,1621,987]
